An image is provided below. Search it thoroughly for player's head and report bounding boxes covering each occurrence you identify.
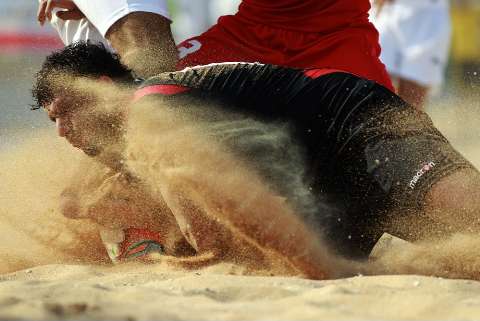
[32,41,134,110]
[32,41,134,158]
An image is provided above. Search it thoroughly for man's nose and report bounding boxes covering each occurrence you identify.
[47,98,70,137]
[56,117,70,137]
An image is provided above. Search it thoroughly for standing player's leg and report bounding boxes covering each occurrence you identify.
[395,78,429,110]
[371,0,451,110]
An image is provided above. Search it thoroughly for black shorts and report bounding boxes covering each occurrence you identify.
[138,63,475,258]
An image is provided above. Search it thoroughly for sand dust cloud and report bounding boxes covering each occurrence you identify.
[2,79,480,281]
[0,130,109,274]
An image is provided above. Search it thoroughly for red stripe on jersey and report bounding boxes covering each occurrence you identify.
[304,69,343,79]
[133,85,190,102]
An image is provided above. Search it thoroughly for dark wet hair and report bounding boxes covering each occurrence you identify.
[31,41,134,109]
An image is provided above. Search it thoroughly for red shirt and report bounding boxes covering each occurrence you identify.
[237,0,372,33]
[177,0,393,91]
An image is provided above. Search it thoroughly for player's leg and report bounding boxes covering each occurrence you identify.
[373,1,451,110]
[396,77,429,110]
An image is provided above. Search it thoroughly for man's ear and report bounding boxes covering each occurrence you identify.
[99,75,114,83]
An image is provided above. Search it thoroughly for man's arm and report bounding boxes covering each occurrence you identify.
[37,0,179,77]
[105,12,178,77]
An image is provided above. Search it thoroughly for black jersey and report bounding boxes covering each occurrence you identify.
[134,63,474,258]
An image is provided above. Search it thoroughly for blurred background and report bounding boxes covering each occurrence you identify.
[0,0,241,151]
[1,0,480,164]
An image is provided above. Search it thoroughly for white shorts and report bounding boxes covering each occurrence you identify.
[370,0,451,87]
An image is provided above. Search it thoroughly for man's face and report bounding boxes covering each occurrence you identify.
[44,87,124,157]
[45,95,97,156]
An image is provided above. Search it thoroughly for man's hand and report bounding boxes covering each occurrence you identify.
[37,0,85,26]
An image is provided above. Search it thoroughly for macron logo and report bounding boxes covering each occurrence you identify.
[409,161,436,190]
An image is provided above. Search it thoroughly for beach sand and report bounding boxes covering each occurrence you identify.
[2,99,480,320]
[1,264,480,320]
